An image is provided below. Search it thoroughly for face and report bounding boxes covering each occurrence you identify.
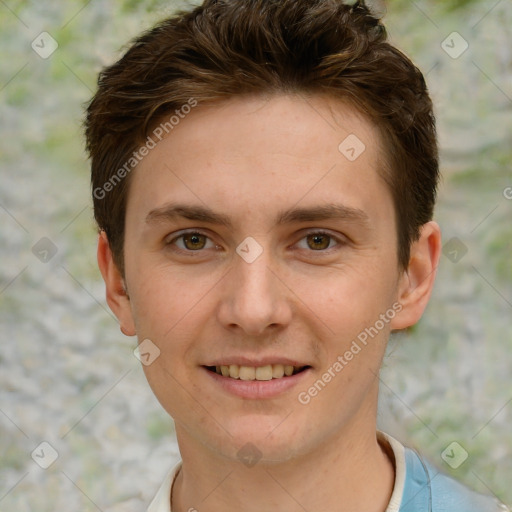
[107,94,424,463]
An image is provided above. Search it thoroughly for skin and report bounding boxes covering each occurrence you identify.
[98,94,441,512]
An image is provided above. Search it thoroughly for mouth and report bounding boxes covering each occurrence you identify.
[204,364,311,381]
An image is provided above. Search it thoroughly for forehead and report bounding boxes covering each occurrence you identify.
[126,93,393,227]
[152,93,382,164]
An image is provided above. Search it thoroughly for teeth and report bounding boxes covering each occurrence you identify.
[229,364,239,379]
[255,365,273,381]
[239,366,255,380]
[216,364,304,380]
[272,364,284,378]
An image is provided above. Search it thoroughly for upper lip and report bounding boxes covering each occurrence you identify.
[203,357,310,367]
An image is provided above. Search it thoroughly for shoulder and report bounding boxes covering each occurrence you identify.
[403,445,509,512]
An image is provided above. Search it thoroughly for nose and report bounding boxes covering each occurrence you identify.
[216,243,293,336]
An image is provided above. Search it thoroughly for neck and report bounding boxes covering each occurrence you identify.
[171,410,395,512]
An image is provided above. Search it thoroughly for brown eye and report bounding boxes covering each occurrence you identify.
[306,233,332,250]
[182,232,208,250]
[166,230,219,255]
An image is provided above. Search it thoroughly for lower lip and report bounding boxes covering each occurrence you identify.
[203,367,311,399]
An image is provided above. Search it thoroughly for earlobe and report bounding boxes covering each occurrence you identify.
[97,231,136,336]
[390,221,442,330]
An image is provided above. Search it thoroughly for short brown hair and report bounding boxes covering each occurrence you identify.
[85,0,438,275]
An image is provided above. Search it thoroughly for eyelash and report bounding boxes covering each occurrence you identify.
[166,229,345,255]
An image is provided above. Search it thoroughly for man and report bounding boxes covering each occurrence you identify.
[84,1,508,510]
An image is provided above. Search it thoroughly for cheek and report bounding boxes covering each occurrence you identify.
[131,269,211,416]
[296,265,397,336]
[128,263,219,338]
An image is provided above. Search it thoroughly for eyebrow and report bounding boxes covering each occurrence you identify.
[145,202,370,228]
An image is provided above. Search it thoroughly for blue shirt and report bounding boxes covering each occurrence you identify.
[399,442,508,511]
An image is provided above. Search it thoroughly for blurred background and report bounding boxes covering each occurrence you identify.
[0,0,511,510]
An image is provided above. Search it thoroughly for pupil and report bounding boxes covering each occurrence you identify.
[185,233,205,250]
[309,234,329,250]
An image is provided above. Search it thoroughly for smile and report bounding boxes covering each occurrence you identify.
[205,364,309,381]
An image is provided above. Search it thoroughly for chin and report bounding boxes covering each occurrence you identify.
[201,414,312,465]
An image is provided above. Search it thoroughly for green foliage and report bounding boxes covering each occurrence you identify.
[146,412,175,441]
[390,0,480,14]
[486,224,512,282]
[439,0,481,13]
[120,0,197,14]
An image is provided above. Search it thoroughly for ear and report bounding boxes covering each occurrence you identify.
[390,221,442,330]
[97,231,136,336]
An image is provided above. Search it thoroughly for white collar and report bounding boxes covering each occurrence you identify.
[379,431,406,512]
[147,431,406,512]
[147,461,181,512]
